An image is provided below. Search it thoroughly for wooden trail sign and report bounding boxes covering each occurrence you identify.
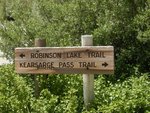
[15,46,114,74]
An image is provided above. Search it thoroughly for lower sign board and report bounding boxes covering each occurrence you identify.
[15,46,114,74]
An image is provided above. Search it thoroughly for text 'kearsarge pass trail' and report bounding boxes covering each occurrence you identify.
[15,46,114,74]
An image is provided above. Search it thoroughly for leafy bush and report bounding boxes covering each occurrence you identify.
[0,65,32,113]
[30,89,58,113]
[94,74,150,113]
[0,0,150,78]
[0,65,83,113]
[0,65,149,113]
[0,0,150,112]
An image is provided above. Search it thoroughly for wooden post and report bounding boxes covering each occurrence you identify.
[81,35,94,109]
[35,38,46,47]
[34,38,46,98]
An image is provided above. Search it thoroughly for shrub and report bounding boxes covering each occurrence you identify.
[94,74,150,113]
[0,65,149,113]
[0,65,32,113]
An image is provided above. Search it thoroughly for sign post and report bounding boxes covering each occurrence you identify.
[34,38,46,98]
[15,35,114,109]
[81,35,94,109]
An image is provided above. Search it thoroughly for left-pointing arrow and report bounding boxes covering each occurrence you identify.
[20,53,25,58]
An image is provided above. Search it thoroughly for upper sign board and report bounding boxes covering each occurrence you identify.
[15,46,114,74]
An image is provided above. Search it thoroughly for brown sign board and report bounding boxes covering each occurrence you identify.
[15,46,114,74]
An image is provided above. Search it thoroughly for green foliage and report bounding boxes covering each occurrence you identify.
[0,0,150,112]
[132,8,150,73]
[94,74,150,113]
[54,88,79,113]
[31,89,58,113]
[0,0,149,78]
[0,65,32,113]
[0,65,83,113]
[0,65,149,113]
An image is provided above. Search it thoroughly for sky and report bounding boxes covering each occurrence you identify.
[0,50,10,65]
